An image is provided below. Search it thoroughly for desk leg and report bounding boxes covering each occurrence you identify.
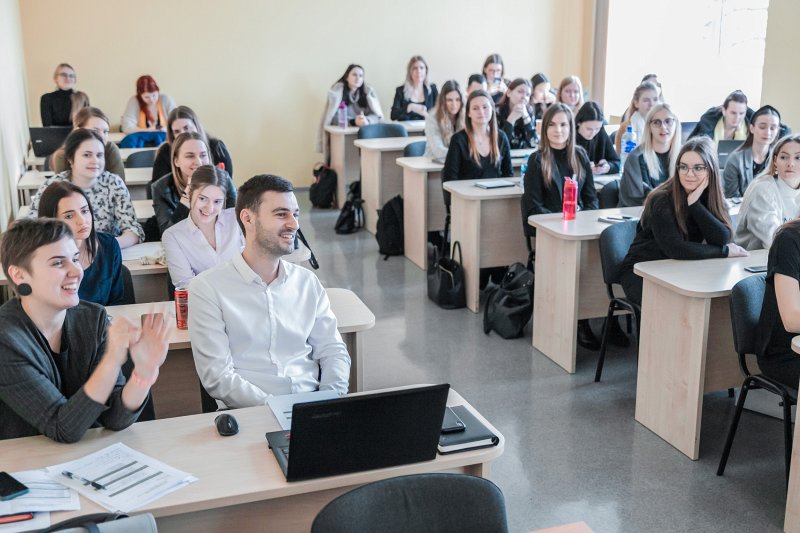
[344,332,362,393]
[532,232,580,373]
[403,168,428,270]
[450,197,481,313]
[635,280,710,460]
[361,151,382,234]
[786,416,800,532]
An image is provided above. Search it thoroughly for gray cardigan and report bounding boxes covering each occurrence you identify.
[0,299,142,442]
[723,148,755,199]
[619,146,669,207]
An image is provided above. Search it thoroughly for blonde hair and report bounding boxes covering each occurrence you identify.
[434,80,465,147]
[557,76,584,110]
[641,103,681,179]
[623,81,658,122]
[402,55,431,101]
[464,90,499,165]
[69,91,90,122]
[171,132,209,191]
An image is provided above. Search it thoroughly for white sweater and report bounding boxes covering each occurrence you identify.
[734,174,800,250]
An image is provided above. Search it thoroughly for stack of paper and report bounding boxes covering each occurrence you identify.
[45,442,197,513]
[0,470,80,532]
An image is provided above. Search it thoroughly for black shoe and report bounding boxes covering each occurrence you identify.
[577,320,600,350]
[607,317,630,348]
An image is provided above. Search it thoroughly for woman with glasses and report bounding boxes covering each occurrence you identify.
[390,56,438,121]
[619,103,682,207]
[723,105,782,198]
[618,137,748,305]
[41,63,78,127]
[734,134,800,250]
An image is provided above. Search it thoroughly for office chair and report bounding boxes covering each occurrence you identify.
[598,179,620,209]
[717,274,797,485]
[124,149,156,168]
[311,473,509,533]
[595,221,640,382]
[404,140,426,157]
[357,123,407,140]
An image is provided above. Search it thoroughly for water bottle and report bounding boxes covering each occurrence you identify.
[338,101,347,129]
[562,175,577,220]
[519,161,527,192]
[620,126,637,169]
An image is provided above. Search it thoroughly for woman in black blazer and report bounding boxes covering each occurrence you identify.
[575,102,620,175]
[496,78,537,149]
[390,56,438,121]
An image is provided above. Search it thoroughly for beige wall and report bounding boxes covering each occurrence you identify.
[762,0,799,129]
[19,0,594,187]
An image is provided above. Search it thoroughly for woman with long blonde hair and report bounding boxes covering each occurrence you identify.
[391,55,438,121]
[424,80,465,160]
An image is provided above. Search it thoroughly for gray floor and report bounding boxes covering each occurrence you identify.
[299,195,789,533]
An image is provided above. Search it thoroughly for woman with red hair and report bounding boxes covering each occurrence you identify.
[121,75,176,133]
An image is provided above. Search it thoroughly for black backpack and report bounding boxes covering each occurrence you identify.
[375,195,404,259]
[483,263,534,339]
[309,163,337,208]
[335,181,364,234]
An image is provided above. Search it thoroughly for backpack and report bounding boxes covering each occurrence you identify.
[309,163,337,208]
[334,181,364,234]
[483,263,534,339]
[375,195,404,259]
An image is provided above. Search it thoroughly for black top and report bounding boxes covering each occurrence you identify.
[497,107,537,149]
[756,227,800,365]
[390,84,438,121]
[576,128,620,174]
[151,172,237,235]
[40,89,74,127]
[619,191,730,280]
[753,159,767,177]
[441,130,513,206]
[521,147,598,236]
[151,137,234,183]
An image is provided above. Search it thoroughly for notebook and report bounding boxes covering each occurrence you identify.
[29,127,72,157]
[474,179,516,189]
[717,140,744,169]
[438,405,499,454]
[266,384,449,482]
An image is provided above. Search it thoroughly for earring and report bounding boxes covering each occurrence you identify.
[17,283,32,296]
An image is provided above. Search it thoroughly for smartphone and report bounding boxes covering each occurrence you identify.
[744,265,768,273]
[0,472,29,501]
[441,406,466,433]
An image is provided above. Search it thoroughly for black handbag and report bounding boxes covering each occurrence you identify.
[483,263,534,339]
[334,181,364,234]
[428,239,466,309]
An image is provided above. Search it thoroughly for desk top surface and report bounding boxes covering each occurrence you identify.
[18,167,152,191]
[0,387,499,520]
[396,156,443,171]
[354,137,419,150]
[324,120,425,136]
[529,206,643,240]
[442,177,523,200]
[634,248,768,298]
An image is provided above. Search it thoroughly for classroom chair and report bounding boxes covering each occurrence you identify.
[404,140,426,157]
[310,473,509,533]
[681,121,698,143]
[597,179,620,209]
[717,274,797,485]
[356,123,407,140]
[595,221,640,382]
[120,264,135,305]
[124,149,156,168]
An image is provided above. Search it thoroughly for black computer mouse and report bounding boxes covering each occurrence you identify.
[214,413,239,436]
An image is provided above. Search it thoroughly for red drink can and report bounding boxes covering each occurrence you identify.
[175,287,188,330]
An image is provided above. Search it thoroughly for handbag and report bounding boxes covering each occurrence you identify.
[483,263,534,339]
[334,181,364,234]
[428,237,466,310]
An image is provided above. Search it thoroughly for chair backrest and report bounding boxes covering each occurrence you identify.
[311,473,508,533]
[729,274,766,360]
[125,149,156,168]
[120,264,135,305]
[598,179,620,209]
[609,129,618,144]
[404,140,426,157]
[598,220,638,286]
[681,121,698,143]
[357,123,407,140]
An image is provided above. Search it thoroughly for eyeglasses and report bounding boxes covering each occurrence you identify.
[677,164,708,176]
[57,73,76,80]
[650,118,675,128]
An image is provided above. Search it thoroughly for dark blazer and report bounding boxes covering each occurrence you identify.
[151,172,237,235]
[151,137,234,183]
[390,84,438,121]
[441,130,513,206]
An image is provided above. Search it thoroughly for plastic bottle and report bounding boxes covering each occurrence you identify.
[217,162,225,171]
[562,175,577,220]
[620,126,637,169]
[338,101,347,129]
[519,161,527,192]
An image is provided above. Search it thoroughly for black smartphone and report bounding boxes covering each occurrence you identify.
[441,406,466,433]
[0,472,29,501]
[744,265,768,273]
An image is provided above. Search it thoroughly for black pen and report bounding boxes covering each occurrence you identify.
[62,470,106,490]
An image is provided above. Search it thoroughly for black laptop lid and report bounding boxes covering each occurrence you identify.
[717,140,743,169]
[285,384,449,481]
[29,126,72,157]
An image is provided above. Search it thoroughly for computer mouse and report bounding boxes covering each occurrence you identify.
[214,413,239,437]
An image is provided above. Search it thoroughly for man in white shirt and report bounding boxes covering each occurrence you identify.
[189,174,351,408]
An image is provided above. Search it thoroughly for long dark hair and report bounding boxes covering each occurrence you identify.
[464,90,500,165]
[38,181,98,262]
[497,78,533,116]
[63,128,105,173]
[539,103,583,187]
[337,64,369,108]
[739,105,781,152]
[642,136,731,239]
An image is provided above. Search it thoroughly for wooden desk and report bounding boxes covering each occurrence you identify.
[528,206,643,373]
[442,178,528,312]
[107,288,375,393]
[398,156,446,269]
[18,199,152,223]
[1,387,502,533]
[785,338,800,532]
[26,147,153,170]
[633,250,768,460]
[17,168,153,204]
[108,131,125,144]
[123,167,152,200]
[354,137,420,234]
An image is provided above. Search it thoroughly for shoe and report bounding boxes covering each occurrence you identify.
[607,317,630,348]
[577,320,600,350]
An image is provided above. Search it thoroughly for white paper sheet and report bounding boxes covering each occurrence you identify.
[267,390,339,430]
[0,470,79,515]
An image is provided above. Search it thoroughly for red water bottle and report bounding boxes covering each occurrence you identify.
[217,162,225,171]
[562,175,577,220]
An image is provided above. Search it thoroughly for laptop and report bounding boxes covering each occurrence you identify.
[717,140,744,169]
[266,384,449,481]
[29,126,72,157]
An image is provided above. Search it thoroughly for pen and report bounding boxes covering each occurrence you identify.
[62,470,106,490]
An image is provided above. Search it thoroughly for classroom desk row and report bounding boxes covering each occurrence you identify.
[17,198,155,224]
[18,166,153,203]
[25,146,154,171]
[0,387,499,533]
